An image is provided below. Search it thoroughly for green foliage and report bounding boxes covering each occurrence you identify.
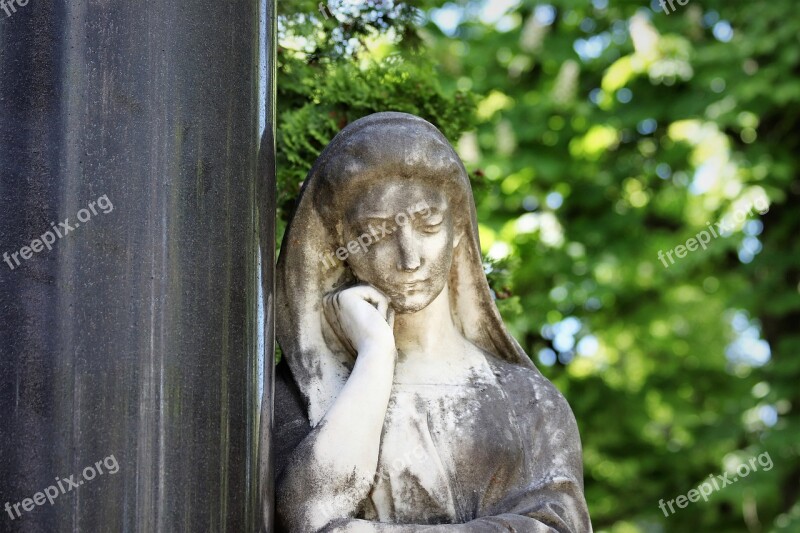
[277,56,476,226]
[276,1,476,237]
[277,1,800,531]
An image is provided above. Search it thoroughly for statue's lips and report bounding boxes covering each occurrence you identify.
[387,279,429,294]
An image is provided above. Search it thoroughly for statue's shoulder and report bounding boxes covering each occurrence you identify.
[484,353,575,415]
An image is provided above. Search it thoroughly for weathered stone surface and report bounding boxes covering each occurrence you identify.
[274,113,591,532]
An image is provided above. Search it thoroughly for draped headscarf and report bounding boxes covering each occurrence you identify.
[276,112,536,425]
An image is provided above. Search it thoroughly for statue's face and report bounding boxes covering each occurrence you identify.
[342,181,460,314]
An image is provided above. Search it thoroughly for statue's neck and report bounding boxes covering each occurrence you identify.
[392,284,461,358]
[392,283,491,383]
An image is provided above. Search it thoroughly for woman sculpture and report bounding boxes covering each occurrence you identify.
[274,112,592,532]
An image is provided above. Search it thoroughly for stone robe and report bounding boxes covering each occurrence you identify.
[274,352,592,532]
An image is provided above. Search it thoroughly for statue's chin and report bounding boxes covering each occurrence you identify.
[390,293,437,315]
[392,303,426,315]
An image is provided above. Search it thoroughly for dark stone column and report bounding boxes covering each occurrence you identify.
[0,0,275,531]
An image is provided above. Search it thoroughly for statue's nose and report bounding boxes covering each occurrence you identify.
[395,227,421,272]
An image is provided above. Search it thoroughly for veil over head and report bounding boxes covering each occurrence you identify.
[277,112,536,425]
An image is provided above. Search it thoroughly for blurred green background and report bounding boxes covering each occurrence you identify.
[275,1,800,531]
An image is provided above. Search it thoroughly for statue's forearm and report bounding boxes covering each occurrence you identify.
[277,342,396,531]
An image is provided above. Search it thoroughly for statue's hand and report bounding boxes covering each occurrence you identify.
[323,284,396,355]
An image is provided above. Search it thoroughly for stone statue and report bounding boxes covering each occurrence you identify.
[274,112,592,532]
